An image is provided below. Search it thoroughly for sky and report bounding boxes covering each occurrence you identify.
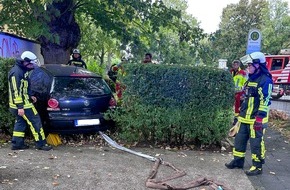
[186,0,290,33]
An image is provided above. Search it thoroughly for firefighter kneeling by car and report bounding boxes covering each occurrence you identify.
[225,52,273,176]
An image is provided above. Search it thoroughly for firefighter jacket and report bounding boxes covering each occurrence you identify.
[238,71,273,124]
[67,55,87,69]
[8,60,34,109]
[230,68,247,93]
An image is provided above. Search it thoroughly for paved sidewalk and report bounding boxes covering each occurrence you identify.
[1,127,289,190]
[0,140,254,190]
[245,128,290,190]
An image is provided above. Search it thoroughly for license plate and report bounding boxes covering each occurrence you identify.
[75,119,100,127]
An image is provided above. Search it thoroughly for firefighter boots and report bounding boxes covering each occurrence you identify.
[11,144,29,150]
[245,166,263,176]
[225,159,244,169]
[36,144,52,151]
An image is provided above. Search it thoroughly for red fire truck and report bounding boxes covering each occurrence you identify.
[266,49,290,99]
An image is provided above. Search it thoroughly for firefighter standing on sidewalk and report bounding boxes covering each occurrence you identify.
[230,60,247,125]
[8,51,52,151]
[225,52,273,176]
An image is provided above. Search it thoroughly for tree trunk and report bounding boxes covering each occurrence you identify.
[37,0,80,64]
[100,48,105,66]
[107,52,113,70]
[40,44,71,65]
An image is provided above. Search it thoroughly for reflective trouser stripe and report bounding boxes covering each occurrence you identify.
[252,154,261,162]
[250,123,255,138]
[13,131,25,137]
[23,113,46,142]
[249,124,266,168]
[261,129,266,159]
[32,107,37,115]
[23,115,40,141]
[233,148,245,158]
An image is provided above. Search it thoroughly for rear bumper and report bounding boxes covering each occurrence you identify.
[47,124,110,134]
[44,114,113,134]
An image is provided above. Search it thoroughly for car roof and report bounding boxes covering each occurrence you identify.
[39,64,100,77]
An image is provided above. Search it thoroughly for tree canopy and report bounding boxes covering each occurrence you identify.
[1,0,198,64]
[1,0,290,67]
[209,0,290,66]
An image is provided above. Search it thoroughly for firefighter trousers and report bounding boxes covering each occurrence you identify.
[10,107,47,147]
[232,122,266,168]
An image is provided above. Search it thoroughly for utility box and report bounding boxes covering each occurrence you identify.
[218,59,228,69]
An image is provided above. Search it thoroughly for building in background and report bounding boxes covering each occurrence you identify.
[0,32,44,65]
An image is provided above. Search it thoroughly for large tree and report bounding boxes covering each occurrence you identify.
[0,0,181,64]
[212,0,268,63]
[262,0,290,54]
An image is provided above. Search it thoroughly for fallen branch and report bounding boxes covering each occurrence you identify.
[99,131,232,190]
[146,159,232,190]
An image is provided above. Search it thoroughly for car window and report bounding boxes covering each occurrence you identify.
[52,77,111,97]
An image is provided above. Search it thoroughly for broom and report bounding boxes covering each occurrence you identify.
[46,133,62,146]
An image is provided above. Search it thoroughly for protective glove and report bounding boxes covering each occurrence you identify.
[254,117,263,131]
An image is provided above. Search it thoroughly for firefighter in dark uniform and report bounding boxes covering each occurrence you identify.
[225,52,273,176]
[8,51,52,151]
[67,49,87,69]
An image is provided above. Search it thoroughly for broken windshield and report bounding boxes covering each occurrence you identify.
[52,77,111,97]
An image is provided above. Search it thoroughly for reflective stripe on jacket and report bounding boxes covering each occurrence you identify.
[238,72,273,124]
[67,57,87,69]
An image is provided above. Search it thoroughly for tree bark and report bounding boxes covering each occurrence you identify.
[37,0,80,64]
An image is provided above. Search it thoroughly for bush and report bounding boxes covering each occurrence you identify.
[0,58,16,135]
[106,63,235,145]
[86,60,105,76]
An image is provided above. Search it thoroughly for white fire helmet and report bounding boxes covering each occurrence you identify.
[73,49,80,54]
[249,52,266,65]
[21,51,38,64]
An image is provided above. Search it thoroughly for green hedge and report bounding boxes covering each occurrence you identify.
[0,58,16,134]
[106,63,235,145]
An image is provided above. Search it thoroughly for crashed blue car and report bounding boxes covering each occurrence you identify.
[30,64,116,134]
